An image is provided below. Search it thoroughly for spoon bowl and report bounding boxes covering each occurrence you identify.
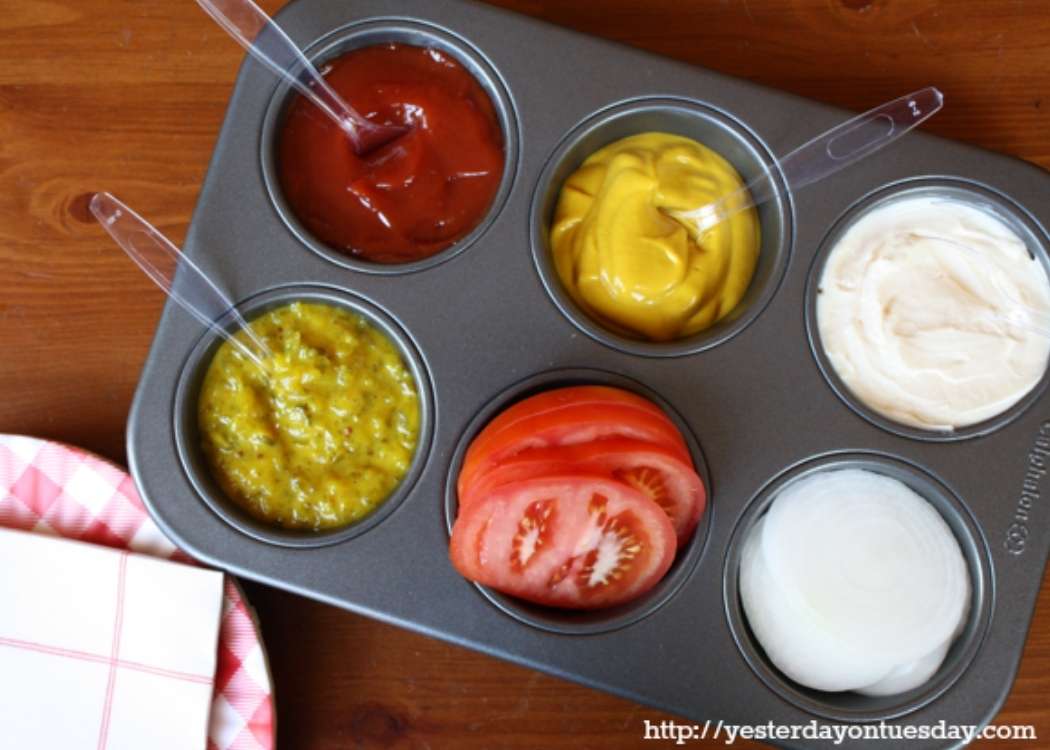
[197,0,407,155]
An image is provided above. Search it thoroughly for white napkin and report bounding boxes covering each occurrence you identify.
[0,527,224,750]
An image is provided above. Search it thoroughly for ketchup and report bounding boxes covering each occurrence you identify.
[276,43,505,264]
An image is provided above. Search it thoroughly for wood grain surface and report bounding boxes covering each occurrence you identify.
[2,1,1048,747]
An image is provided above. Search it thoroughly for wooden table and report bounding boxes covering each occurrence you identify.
[2,1,1048,747]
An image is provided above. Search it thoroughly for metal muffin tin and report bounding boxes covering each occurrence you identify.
[126,1,1050,746]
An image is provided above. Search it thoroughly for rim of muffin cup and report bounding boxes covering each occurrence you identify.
[173,284,435,548]
[529,97,794,358]
[805,177,1050,442]
[443,367,713,635]
[722,451,993,722]
[259,18,520,275]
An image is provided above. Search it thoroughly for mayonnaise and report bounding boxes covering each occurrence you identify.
[550,133,761,341]
[816,195,1050,431]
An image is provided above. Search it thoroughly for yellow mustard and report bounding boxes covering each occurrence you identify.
[551,132,761,341]
[198,302,420,531]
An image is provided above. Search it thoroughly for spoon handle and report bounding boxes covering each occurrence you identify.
[89,192,272,370]
[195,0,379,150]
[677,87,944,233]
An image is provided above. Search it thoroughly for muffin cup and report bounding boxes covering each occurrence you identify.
[259,19,520,274]
[530,97,793,357]
[173,284,434,548]
[805,177,1050,442]
[723,451,993,722]
[443,368,713,634]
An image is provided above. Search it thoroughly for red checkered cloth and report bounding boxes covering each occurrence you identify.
[0,435,275,750]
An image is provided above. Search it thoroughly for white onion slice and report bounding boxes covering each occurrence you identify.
[856,641,950,697]
[740,468,971,696]
[741,517,889,691]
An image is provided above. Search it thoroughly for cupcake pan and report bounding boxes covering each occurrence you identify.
[126,1,1050,747]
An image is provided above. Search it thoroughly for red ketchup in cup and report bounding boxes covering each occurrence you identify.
[277,43,505,264]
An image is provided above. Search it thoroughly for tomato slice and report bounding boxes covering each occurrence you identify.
[449,476,677,609]
[468,385,686,456]
[478,386,676,435]
[460,439,706,545]
[459,387,690,498]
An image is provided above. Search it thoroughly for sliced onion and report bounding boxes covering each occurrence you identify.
[856,640,950,697]
[741,517,889,691]
[740,468,971,696]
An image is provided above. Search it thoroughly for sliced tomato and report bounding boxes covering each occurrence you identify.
[449,476,676,609]
[468,385,686,456]
[460,439,706,544]
[477,386,676,435]
[459,387,690,497]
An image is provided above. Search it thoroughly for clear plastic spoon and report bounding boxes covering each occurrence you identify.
[89,192,273,372]
[196,0,407,155]
[670,87,944,235]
